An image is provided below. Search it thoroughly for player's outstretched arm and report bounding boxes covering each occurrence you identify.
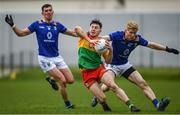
[5,14,31,37]
[102,41,113,64]
[74,26,92,42]
[63,29,78,37]
[147,41,179,55]
[99,35,111,41]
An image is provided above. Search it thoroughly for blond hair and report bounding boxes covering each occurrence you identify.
[126,21,139,32]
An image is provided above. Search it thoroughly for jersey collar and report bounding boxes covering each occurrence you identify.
[87,32,97,40]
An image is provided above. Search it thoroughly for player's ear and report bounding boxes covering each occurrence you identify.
[124,29,127,33]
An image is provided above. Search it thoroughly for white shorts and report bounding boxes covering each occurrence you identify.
[38,55,68,72]
[105,62,133,77]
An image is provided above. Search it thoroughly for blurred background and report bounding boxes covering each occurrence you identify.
[0,0,180,76]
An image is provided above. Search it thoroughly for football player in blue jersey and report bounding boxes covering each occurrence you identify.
[5,4,78,109]
[91,21,179,111]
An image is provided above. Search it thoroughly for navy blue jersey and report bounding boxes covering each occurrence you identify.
[28,20,67,57]
[109,31,148,65]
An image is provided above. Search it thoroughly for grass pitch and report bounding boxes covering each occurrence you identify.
[0,67,180,114]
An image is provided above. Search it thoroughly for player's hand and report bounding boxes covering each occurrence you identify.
[166,46,179,54]
[105,40,112,50]
[89,40,98,47]
[5,14,14,27]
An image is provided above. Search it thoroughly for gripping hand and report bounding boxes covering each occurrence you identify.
[5,14,14,27]
[166,46,179,55]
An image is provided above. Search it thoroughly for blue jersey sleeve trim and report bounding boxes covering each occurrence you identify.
[109,33,113,41]
[138,35,149,46]
[109,31,123,41]
[28,21,38,33]
[61,28,67,33]
[56,22,67,33]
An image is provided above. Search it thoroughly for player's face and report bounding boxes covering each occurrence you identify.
[42,6,54,21]
[89,24,101,37]
[125,29,137,41]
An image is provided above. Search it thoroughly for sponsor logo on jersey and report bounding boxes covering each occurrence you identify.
[39,26,45,29]
[47,26,51,30]
[54,26,57,30]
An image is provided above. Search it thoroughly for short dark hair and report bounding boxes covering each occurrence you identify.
[90,19,102,29]
[41,4,52,12]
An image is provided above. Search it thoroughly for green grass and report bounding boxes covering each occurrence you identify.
[0,67,180,114]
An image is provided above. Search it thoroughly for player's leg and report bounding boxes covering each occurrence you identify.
[101,70,140,112]
[46,69,74,91]
[59,67,74,84]
[48,68,74,108]
[101,83,110,92]
[91,64,112,107]
[91,84,109,107]
[50,55,74,87]
[100,64,118,93]
[58,67,75,108]
[48,68,74,109]
[127,69,170,111]
[38,55,59,91]
[91,83,110,106]
[45,76,59,91]
[82,66,111,112]
[38,55,73,108]
[89,82,111,112]
[127,70,156,100]
[46,55,74,88]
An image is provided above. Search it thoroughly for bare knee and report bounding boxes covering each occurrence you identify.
[111,85,118,92]
[56,77,67,88]
[97,94,106,102]
[139,80,149,89]
[52,73,66,83]
[106,83,118,92]
[58,81,67,89]
[101,84,109,92]
[67,79,74,84]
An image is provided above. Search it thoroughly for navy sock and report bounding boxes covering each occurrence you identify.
[152,99,159,108]
[50,79,56,83]
[65,100,71,106]
[93,96,97,100]
[126,100,134,108]
[100,102,111,111]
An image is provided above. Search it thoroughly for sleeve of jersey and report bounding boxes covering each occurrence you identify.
[109,31,120,41]
[57,22,67,33]
[139,36,149,46]
[28,21,37,33]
